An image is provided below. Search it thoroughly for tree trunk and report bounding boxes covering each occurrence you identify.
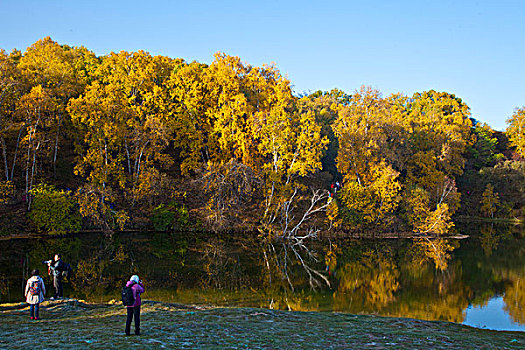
[125,139,132,174]
[25,133,31,196]
[53,111,62,178]
[0,135,8,180]
[27,141,40,211]
[135,140,150,180]
[9,124,24,181]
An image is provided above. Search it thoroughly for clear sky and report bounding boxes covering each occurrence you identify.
[1,0,524,130]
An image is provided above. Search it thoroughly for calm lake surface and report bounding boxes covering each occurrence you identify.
[0,222,523,332]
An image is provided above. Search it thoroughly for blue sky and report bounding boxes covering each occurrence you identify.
[1,0,524,130]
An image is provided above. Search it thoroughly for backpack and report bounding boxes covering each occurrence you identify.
[29,280,40,295]
[61,263,73,280]
[121,285,135,306]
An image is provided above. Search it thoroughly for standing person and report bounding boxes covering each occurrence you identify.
[124,275,145,336]
[25,269,46,320]
[47,254,65,299]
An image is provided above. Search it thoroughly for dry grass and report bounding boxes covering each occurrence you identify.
[1,299,523,349]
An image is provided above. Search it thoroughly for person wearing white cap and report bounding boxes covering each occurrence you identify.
[124,274,145,336]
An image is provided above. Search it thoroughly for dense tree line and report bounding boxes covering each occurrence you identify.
[0,38,523,236]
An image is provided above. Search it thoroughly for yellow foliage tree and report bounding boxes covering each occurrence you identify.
[0,49,23,181]
[18,37,93,177]
[17,85,57,207]
[407,90,473,183]
[506,107,525,157]
[480,183,499,218]
[203,53,254,166]
[68,51,177,208]
[332,87,405,228]
[339,162,401,226]
[165,60,213,174]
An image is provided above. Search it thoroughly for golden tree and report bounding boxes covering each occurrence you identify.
[332,87,406,228]
[0,49,23,181]
[480,183,499,218]
[18,37,90,177]
[164,60,212,174]
[506,107,525,157]
[68,50,177,227]
[17,85,57,208]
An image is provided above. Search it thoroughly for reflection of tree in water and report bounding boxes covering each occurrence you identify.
[25,237,83,294]
[402,256,470,322]
[27,237,83,271]
[72,237,129,298]
[504,277,525,324]
[146,232,188,288]
[497,239,525,324]
[0,273,9,299]
[198,237,252,290]
[334,248,399,310]
[412,237,457,271]
[1,229,522,326]
[480,224,498,256]
[479,223,512,256]
[262,238,330,291]
[394,290,469,323]
[259,238,470,321]
[327,240,474,322]
[260,187,332,291]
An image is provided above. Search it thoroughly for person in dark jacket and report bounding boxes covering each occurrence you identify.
[125,275,145,336]
[48,254,65,299]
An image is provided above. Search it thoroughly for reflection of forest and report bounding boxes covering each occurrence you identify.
[0,226,523,325]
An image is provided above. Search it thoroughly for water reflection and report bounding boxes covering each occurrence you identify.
[0,223,523,332]
[464,296,524,332]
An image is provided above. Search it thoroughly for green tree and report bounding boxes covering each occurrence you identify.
[468,121,503,169]
[28,183,81,234]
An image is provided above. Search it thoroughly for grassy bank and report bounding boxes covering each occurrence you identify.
[1,299,523,349]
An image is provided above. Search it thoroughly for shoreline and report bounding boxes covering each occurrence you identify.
[1,299,523,349]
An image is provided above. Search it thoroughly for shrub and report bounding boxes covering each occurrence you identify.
[151,201,189,231]
[28,183,81,234]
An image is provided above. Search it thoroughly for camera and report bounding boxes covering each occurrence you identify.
[42,260,52,265]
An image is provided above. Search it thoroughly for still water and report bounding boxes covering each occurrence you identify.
[0,222,523,332]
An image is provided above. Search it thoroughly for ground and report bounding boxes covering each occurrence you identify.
[0,299,523,349]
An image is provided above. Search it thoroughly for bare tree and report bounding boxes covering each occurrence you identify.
[201,160,261,231]
[262,188,332,290]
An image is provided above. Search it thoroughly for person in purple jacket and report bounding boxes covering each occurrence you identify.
[125,275,145,336]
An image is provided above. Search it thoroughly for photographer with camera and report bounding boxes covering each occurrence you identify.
[47,254,65,299]
[122,275,145,336]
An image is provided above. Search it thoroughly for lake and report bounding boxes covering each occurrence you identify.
[0,221,523,332]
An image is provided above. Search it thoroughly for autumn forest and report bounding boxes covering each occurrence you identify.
[0,37,524,240]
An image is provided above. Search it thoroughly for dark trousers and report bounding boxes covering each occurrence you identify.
[53,276,63,298]
[125,305,141,335]
[30,304,40,318]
